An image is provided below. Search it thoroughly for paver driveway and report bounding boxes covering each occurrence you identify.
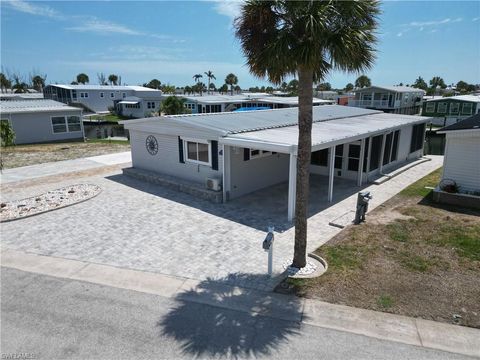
[1,156,443,290]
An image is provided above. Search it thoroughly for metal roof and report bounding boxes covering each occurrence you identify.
[425,95,480,103]
[258,96,332,105]
[223,112,428,151]
[0,93,44,100]
[122,105,430,153]
[165,105,380,134]
[180,94,333,105]
[438,113,480,132]
[356,85,425,93]
[0,99,81,114]
[47,84,161,92]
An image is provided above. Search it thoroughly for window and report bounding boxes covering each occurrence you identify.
[334,144,343,169]
[185,140,210,165]
[147,101,156,109]
[437,102,447,113]
[382,132,397,166]
[84,92,88,98]
[369,135,383,171]
[72,90,77,100]
[425,102,435,113]
[250,149,272,159]
[461,103,473,115]
[100,92,104,98]
[449,102,459,115]
[80,93,84,98]
[391,130,400,162]
[67,116,81,132]
[51,116,67,133]
[347,143,361,171]
[52,116,82,133]
[311,149,328,166]
[362,94,372,101]
[110,92,115,98]
[410,123,426,153]
[122,93,126,98]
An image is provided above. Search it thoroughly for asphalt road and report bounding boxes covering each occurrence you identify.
[1,267,473,360]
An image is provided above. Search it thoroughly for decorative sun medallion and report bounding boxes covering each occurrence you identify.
[145,135,158,155]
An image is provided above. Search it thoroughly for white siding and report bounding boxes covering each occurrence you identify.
[7,110,84,144]
[130,130,222,185]
[442,133,480,192]
[229,149,289,199]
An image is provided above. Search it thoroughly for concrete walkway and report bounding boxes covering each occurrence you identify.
[0,151,131,184]
[2,248,478,358]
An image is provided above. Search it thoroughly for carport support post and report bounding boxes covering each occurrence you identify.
[328,146,335,202]
[287,153,297,222]
[357,138,366,186]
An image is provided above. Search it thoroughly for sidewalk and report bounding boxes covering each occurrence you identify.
[2,248,478,358]
[0,151,131,184]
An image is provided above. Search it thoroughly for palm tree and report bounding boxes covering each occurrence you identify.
[413,76,428,91]
[355,75,371,89]
[345,83,354,92]
[76,73,89,84]
[31,75,46,92]
[193,74,203,83]
[160,96,189,115]
[204,71,216,94]
[235,0,379,269]
[0,73,11,93]
[97,73,107,85]
[108,74,119,86]
[225,73,238,95]
[145,79,161,89]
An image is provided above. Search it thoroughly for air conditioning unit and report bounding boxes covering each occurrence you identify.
[205,178,222,192]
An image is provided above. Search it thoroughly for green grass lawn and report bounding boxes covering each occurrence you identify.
[89,114,131,123]
[286,168,480,328]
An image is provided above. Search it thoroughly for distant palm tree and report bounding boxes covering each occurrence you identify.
[355,75,371,89]
[225,73,238,96]
[31,75,46,92]
[108,74,119,86]
[0,73,11,93]
[76,73,89,85]
[345,83,354,92]
[235,0,379,269]
[204,71,216,94]
[193,74,203,83]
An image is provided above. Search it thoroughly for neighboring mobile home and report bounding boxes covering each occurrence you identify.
[43,84,162,114]
[121,105,429,221]
[180,94,333,114]
[422,95,480,126]
[434,114,480,209]
[0,99,84,144]
[349,86,425,115]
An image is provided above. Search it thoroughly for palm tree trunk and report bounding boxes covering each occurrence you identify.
[292,66,313,269]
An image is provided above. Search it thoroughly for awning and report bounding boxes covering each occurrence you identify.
[118,100,140,105]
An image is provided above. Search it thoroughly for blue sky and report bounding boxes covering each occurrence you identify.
[1,0,479,88]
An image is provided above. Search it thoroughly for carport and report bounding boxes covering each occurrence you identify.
[221,111,428,221]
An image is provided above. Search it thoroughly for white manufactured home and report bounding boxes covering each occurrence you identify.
[0,100,84,144]
[438,114,480,192]
[43,84,162,114]
[121,105,429,221]
[349,86,425,115]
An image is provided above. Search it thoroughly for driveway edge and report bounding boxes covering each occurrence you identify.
[2,248,478,358]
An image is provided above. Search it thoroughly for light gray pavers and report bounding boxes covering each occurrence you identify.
[0,155,443,291]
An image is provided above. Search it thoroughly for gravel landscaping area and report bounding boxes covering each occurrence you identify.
[286,168,480,329]
[1,140,130,169]
[0,184,101,222]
